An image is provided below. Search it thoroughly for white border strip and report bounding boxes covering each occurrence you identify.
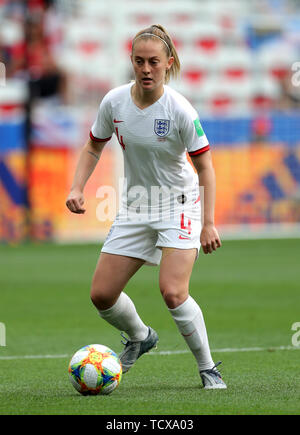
[0,345,299,360]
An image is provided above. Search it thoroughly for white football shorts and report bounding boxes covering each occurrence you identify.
[101,204,201,266]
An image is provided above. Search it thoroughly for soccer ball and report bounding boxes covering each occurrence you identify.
[68,344,122,396]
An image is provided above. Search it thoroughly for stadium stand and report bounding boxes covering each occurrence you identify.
[3,0,287,117]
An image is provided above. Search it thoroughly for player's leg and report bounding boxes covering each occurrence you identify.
[159,247,226,388]
[159,247,214,371]
[91,252,144,310]
[159,247,196,309]
[91,252,158,373]
[91,253,149,340]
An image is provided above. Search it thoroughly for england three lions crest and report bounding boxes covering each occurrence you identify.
[154,119,170,137]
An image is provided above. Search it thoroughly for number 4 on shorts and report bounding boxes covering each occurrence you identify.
[180,213,191,235]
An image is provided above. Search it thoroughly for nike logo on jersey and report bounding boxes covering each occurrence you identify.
[113,119,124,123]
[179,235,191,240]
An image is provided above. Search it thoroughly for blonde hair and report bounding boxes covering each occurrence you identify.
[132,24,181,84]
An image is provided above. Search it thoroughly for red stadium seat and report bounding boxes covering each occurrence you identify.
[256,42,298,83]
[270,66,290,81]
[134,13,154,26]
[195,36,219,52]
[225,68,247,80]
[215,47,253,82]
[252,95,275,110]
[170,37,184,51]
[124,38,133,54]
[250,76,281,111]
[183,69,207,84]
[0,79,28,116]
[180,51,212,86]
[63,22,108,58]
[211,95,233,111]
[191,23,222,54]
[199,77,237,115]
[198,76,257,115]
[78,41,102,55]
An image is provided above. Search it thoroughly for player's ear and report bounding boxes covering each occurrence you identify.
[167,56,174,71]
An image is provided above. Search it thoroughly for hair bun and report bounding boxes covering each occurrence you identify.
[152,24,165,33]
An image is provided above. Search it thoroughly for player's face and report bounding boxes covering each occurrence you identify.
[131,39,174,93]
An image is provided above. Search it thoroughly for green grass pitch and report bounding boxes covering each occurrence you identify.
[0,239,300,415]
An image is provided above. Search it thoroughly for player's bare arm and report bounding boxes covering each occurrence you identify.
[66,138,108,214]
[191,150,221,254]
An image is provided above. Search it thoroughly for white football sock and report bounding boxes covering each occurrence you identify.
[169,296,214,371]
[98,292,149,342]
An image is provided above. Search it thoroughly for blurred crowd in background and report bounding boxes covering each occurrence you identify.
[1,0,300,113]
[0,0,66,101]
[1,0,300,243]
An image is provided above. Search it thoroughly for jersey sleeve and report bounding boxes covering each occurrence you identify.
[90,93,114,143]
[179,102,210,157]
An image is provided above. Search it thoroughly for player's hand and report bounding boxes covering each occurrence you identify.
[200,224,222,254]
[66,189,86,214]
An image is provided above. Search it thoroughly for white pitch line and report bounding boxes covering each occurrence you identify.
[0,345,299,361]
[0,353,70,360]
[149,345,300,355]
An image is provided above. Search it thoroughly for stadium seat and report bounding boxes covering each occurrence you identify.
[58,50,111,80]
[0,79,28,113]
[250,75,281,111]
[170,78,202,110]
[196,0,251,19]
[164,1,197,26]
[124,2,169,27]
[0,18,23,46]
[180,51,213,86]
[215,47,253,81]
[119,25,143,55]
[256,41,299,81]
[198,77,235,115]
[193,23,222,53]
[124,0,196,27]
[63,21,109,57]
[78,0,111,23]
[198,76,256,115]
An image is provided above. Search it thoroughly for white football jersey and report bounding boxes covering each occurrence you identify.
[90,82,209,216]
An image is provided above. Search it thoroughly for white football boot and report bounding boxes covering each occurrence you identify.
[200,361,227,389]
[119,326,158,374]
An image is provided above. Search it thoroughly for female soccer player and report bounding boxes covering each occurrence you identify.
[66,25,226,389]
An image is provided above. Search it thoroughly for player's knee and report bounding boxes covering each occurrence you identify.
[90,283,114,311]
[160,283,188,309]
[90,286,102,309]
